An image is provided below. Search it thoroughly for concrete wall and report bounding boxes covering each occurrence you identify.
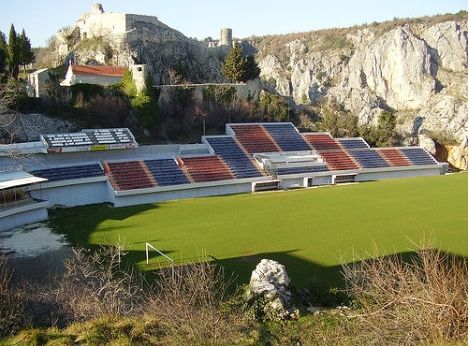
[355,166,442,181]
[30,179,109,207]
[72,74,123,86]
[0,201,48,232]
[27,70,50,98]
[112,181,253,207]
[156,79,262,111]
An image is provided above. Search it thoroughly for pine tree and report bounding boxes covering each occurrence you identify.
[7,24,19,79]
[221,43,246,82]
[18,29,34,73]
[241,55,260,82]
[0,31,7,73]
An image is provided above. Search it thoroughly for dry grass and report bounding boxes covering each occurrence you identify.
[54,246,146,323]
[0,250,24,337]
[145,260,254,345]
[342,246,468,345]
[1,241,467,345]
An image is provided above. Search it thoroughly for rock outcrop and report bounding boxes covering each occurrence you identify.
[49,4,225,84]
[0,114,75,143]
[256,16,468,169]
[247,259,299,321]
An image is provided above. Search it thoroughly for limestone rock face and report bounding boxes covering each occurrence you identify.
[258,55,291,96]
[256,18,467,169]
[447,142,468,170]
[422,21,468,72]
[247,259,299,321]
[344,26,436,110]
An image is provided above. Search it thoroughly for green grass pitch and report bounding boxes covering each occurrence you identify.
[49,173,467,288]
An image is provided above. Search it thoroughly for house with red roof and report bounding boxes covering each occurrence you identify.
[60,64,128,87]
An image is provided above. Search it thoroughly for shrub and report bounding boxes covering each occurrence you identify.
[145,260,253,344]
[0,250,24,337]
[342,247,468,344]
[55,246,144,323]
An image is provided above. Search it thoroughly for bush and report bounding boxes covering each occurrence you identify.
[145,260,253,344]
[342,247,468,344]
[55,246,144,323]
[0,250,24,337]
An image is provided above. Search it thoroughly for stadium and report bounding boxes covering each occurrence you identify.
[0,122,447,232]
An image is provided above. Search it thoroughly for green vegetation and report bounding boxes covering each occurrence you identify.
[221,43,260,82]
[7,25,19,79]
[49,173,467,288]
[0,32,7,73]
[359,110,400,147]
[257,93,289,121]
[130,74,160,137]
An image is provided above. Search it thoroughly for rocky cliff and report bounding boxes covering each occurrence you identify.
[44,4,225,85]
[255,14,468,169]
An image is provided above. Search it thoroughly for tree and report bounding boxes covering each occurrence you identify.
[221,43,246,82]
[131,74,160,137]
[0,31,7,73]
[7,24,19,80]
[241,55,260,82]
[18,29,34,73]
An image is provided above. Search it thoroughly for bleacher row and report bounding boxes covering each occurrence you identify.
[29,123,439,190]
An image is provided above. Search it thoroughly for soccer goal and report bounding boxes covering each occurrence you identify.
[145,242,174,267]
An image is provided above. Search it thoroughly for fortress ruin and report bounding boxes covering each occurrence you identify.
[75,3,160,40]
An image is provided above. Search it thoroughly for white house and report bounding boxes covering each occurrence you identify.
[60,64,127,87]
[27,68,50,98]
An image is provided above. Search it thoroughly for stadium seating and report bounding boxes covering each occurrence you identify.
[336,138,370,149]
[277,164,329,176]
[144,159,189,186]
[205,136,262,179]
[263,123,311,151]
[107,161,155,190]
[318,150,360,170]
[400,148,438,165]
[31,163,104,182]
[180,156,234,183]
[348,149,390,168]
[230,124,280,153]
[378,148,411,167]
[303,133,342,151]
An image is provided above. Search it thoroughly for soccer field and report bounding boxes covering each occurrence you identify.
[49,173,468,287]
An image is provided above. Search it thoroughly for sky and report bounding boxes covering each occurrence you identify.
[0,0,467,47]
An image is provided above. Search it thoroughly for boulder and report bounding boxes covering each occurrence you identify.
[247,259,299,321]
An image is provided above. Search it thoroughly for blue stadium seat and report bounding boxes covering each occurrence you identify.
[400,148,437,166]
[263,123,311,152]
[348,149,390,168]
[205,137,262,179]
[144,159,189,186]
[30,163,104,182]
[337,138,369,149]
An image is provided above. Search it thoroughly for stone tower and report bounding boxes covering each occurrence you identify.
[219,28,233,47]
[91,3,105,14]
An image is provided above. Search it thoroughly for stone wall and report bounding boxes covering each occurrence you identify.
[77,12,127,39]
[156,79,261,110]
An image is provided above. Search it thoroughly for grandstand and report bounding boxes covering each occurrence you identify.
[0,123,447,231]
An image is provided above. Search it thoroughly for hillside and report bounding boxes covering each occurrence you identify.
[36,3,225,84]
[30,9,468,168]
[250,12,468,168]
